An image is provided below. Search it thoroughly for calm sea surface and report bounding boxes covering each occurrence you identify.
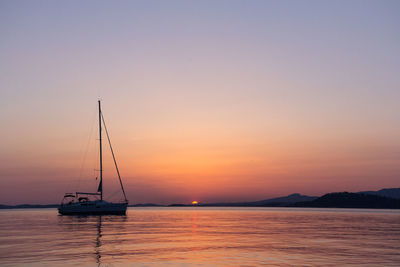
[0,207,399,266]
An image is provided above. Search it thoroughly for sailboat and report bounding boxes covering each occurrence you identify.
[58,100,128,215]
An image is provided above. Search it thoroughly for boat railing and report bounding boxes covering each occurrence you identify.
[75,192,102,196]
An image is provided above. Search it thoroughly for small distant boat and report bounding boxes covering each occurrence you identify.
[58,100,128,215]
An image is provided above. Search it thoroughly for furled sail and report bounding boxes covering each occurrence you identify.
[97,179,102,193]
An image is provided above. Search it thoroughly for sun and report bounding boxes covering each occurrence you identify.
[192,201,198,205]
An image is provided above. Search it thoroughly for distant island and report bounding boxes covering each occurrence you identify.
[292,192,400,209]
[0,204,59,209]
[1,188,399,209]
[191,188,400,209]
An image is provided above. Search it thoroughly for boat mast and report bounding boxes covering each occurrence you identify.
[98,100,103,201]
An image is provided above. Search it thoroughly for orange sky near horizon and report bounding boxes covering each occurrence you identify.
[1,104,398,205]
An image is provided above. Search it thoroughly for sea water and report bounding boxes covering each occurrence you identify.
[0,207,399,266]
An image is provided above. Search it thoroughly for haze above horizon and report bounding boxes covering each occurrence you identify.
[1,0,399,205]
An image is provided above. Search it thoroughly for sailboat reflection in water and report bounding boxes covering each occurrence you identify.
[58,100,128,215]
[95,216,102,266]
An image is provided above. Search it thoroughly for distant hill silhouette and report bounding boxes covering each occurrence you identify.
[195,190,400,209]
[168,204,187,207]
[293,192,400,209]
[1,188,399,209]
[358,188,400,199]
[200,193,317,207]
[130,203,164,207]
[249,193,318,205]
[0,204,59,209]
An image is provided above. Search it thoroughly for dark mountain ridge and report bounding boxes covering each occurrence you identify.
[293,192,400,209]
[358,188,400,199]
[0,204,59,209]
[200,193,317,207]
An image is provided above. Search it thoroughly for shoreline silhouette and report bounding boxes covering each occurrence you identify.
[1,188,399,209]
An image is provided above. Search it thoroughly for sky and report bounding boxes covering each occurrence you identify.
[0,0,399,204]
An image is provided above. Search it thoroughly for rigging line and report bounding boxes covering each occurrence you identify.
[101,111,128,202]
[76,106,97,191]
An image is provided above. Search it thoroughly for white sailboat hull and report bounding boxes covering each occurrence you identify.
[58,201,127,215]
